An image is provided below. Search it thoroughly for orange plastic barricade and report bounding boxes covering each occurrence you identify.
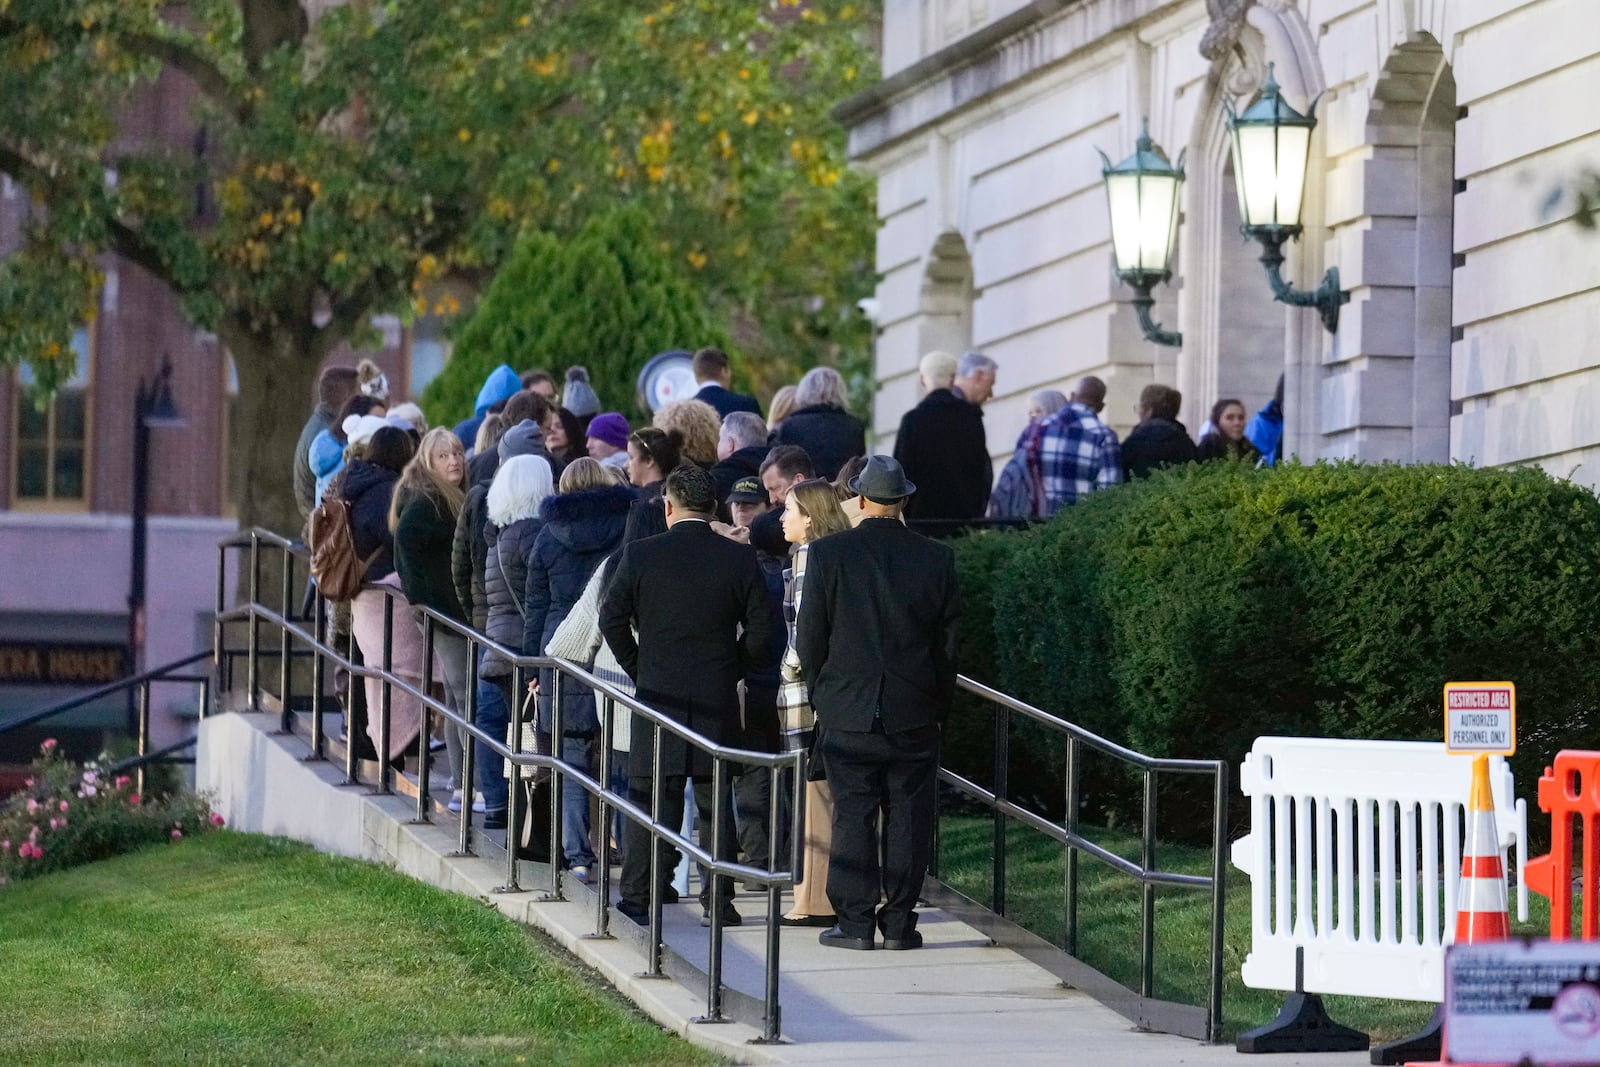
[1523,750,1600,941]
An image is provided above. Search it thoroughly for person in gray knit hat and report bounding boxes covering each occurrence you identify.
[562,366,602,422]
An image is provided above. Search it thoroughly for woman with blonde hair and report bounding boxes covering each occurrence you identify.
[766,385,798,438]
[391,428,476,810]
[652,398,721,468]
[777,478,852,926]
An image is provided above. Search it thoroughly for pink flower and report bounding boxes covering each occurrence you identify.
[25,799,38,814]
[113,776,131,790]
[28,826,40,842]
[48,818,59,830]
[81,771,97,786]
[170,828,183,840]
[59,800,69,812]
[1,840,9,852]
[40,738,56,752]
[209,812,225,827]
[17,842,40,860]
[129,794,141,806]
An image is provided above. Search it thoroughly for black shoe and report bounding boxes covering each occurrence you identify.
[818,926,874,951]
[616,899,649,926]
[701,903,743,928]
[482,809,508,831]
[780,913,836,928]
[662,886,680,904]
[882,930,924,951]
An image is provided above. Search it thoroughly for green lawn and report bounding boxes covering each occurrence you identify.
[0,833,720,1067]
[937,814,1546,1041]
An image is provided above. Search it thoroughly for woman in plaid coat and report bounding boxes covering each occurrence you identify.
[777,479,853,926]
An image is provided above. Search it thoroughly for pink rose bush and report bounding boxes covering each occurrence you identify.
[0,739,222,887]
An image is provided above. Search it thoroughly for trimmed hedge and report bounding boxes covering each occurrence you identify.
[951,461,1600,830]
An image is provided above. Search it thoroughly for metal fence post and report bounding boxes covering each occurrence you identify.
[700,755,729,1023]
[308,584,326,761]
[377,593,394,794]
[993,702,1010,917]
[1064,735,1081,958]
[591,692,614,938]
[646,722,665,977]
[501,662,524,894]
[1141,768,1158,999]
[342,627,361,786]
[277,546,293,732]
[1209,762,1230,1042]
[547,666,563,898]
[135,679,151,798]
[455,628,476,858]
[246,533,261,711]
[416,617,435,825]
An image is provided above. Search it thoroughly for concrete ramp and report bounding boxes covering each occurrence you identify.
[198,709,1369,1066]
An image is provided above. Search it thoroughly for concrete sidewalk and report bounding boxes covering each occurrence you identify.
[200,710,1373,1067]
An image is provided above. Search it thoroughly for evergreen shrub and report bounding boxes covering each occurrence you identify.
[422,206,726,428]
[951,461,1600,830]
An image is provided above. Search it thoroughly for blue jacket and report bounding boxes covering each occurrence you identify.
[1246,400,1284,467]
[453,364,522,449]
[524,484,635,733]
[309,428,345,507]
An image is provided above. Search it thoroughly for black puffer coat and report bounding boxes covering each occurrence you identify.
[481,515,544,678]
[524,484,635,731]
[338,460,401,582]
[774,404,866,480]
[452,483,492,631]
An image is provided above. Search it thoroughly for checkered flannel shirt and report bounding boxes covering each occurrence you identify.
[778,543,815,750]
[1030,402,1122,515]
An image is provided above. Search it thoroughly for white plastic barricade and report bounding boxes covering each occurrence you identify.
[1232,737,1529,1002]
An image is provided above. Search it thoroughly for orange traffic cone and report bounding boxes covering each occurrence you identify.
[1406,754,1511,1067]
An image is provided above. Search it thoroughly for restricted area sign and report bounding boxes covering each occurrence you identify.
[1444,681,1516,756]
[1446,939,1600,1065]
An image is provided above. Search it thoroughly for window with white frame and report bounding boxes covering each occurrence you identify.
[13,328,91,507]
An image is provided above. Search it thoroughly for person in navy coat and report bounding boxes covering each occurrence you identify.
[692,346,761,419]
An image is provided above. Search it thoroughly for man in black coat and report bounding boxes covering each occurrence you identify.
[797,455,960,951]
[709,410,770,510]
[894,351,992,528]
[1120,383,1197,481]
[692,346,761,420]
[600,464,776,927]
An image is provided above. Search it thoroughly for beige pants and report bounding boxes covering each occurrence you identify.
[351,575,426,762]
[791,778,834,917]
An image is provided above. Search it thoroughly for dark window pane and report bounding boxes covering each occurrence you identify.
[54,390,86,443]
[53,447,85,500]
[16,397,47,440]
[16,445,47,498]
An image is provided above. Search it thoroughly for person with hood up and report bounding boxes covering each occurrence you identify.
[452,418,551,639]
[1121,384,1198,481]
[453,364,522,452]
[477,454,558,829]
[523,457,636,879]
[1245,374,1285,467]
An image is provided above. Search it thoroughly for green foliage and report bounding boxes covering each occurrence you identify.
[953,462,1600,825]
[423,207,725,426]
[0,739,220,886]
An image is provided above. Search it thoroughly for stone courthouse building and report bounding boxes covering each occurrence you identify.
[837,0,1599,481]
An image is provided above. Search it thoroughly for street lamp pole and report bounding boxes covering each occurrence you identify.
[126,354,183,715]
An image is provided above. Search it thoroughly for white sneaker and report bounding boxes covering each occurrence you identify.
[447,790,486,814]
[448,790,463,813]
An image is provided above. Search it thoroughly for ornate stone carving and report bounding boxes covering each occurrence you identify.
[1200,0,1256,64]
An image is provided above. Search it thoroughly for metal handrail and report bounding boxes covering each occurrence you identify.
[0,649,212,799]
[217,529,802,1041]
[932,676,1229,1042]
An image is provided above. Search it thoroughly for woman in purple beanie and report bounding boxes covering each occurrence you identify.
[585,412,631,471]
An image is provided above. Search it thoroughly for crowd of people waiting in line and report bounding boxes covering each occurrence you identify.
[288,344,1274,946]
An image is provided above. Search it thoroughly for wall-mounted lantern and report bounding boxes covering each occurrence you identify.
[1225,63,1349,333]
[1099,120,1184,347]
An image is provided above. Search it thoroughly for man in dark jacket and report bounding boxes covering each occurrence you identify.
[294,364,358,524]
[692,346,761,420]
[600,465,776,928]
[1120,383,1197,481]
[710,411,769,508]
[797,455,960,952]
[893,350,992,528]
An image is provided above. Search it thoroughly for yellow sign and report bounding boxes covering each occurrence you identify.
[1444,681,1516,756]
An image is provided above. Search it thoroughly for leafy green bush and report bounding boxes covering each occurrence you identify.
[953,461,1600,830]
[422,206,727,428]
[0,738,221,887]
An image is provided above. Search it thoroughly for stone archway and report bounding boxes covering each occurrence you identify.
[917,229,974,357]
[1322,35,1455,461]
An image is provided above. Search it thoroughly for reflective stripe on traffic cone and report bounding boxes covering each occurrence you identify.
[1407,753,1511,1067]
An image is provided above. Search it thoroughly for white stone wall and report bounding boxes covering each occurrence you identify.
[847,0,1600,485]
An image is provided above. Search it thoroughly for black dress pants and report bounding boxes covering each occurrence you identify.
[620,775,737,908]
[822,722,940,940]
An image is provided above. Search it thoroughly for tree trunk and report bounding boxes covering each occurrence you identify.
[227,326,323,540]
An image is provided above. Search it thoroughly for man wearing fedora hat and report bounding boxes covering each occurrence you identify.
[796,454,960,951]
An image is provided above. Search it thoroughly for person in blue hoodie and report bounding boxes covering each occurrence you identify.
[1245,374,1285,467]
[309,395,386,507]
[454,364,523,452]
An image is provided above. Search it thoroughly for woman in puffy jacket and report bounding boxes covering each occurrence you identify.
[523,458,635,877]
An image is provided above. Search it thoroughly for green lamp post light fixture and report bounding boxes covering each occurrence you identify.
[1225,63,1349,333]
[1099,119,1185,348]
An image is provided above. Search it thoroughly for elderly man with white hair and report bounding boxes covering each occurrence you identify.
[892,350,993,527]
[953,351,998,406]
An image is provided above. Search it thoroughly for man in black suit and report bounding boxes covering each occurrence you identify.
[600,464,776,927]
[797,455,960,951]
[894,350,992,528]
[692,346,762,420]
